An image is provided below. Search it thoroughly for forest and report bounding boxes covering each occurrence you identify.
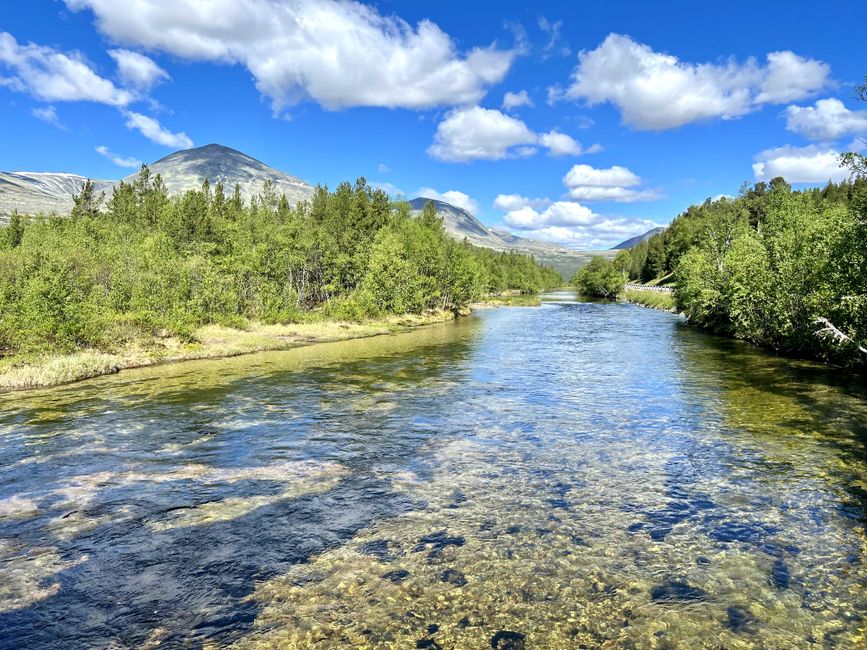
[0,173,560,359]
[613,174,867,365]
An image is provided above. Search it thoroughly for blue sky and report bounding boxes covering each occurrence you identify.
[2,1,866,249]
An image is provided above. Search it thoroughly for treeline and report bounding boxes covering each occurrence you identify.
[618,176,867,365]
[0,171,560,356]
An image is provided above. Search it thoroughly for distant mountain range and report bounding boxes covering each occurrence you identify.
[0,143,618,276]
[0,144,313,219]
[611,227,665,250]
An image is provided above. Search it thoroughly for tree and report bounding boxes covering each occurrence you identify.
[71,179,104,219]
[613,249,632,276]
[840,76,867,177]
[572,257,624,298]
[6,212,24,248]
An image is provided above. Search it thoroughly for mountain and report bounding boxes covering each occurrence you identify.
[611,227,665,250]
[0,144,314,220]
[0,172,113,219]
[409,197,616,278]
[131,144,314,205]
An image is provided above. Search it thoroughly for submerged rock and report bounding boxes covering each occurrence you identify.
[413,530,465,556]
[726,605,757,632]
[441,568,467,586]
[771,559,790,589]
[382,569,410,583]
[650,580,706,603]
[416,639,441,649]
[360,539,398,562]
[490,630,526,649]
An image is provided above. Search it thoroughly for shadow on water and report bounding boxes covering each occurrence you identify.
[0,319,482,648]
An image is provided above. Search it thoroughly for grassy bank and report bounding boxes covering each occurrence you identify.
[471,291,543,308]
[623,288,677,312]
[0,311,456,390]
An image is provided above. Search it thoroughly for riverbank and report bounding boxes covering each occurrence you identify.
[622,287,677,312]
[0,311,458,390]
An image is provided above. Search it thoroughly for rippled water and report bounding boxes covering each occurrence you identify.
[1,292,866,649]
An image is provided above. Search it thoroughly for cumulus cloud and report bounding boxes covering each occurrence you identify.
[495,197,663,249]
[108,49,169,90]
[493,194,552,212]
[502,89,533,111]
[96,144,142,168]
[562,163,662,202]
[124,111,193,148]
[66,0,515,112]
[0,31,132,106]
[428,106,599,161]
[416,187,479,215]
[785,98,867,142]
[32,105,64,128]
[752,144,847,183]
[562,33,830,130]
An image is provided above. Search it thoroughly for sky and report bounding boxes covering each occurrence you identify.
[2,1,866,249]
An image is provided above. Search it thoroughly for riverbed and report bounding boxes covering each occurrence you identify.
[1,292,865,648]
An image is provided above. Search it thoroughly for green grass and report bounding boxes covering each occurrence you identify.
[644,273,676,287]
[623,288,677,312]
[0,311,457,390]
[472,292,542,307]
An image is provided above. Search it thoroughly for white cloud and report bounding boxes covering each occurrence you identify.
[428,106,598,161]
[416,187,479,215]
[562,163,662,203]
[124,111,193,148]
[96,144,142,168]
[66,0,515,112]
[494,197,663,249]
[428,106,536,161]
[493,194,551,211]
[563,164,641,188]
[32,105,63,128]
[752,144,847,183]
[757,51,831,104]
[108,49,169,90]
[566,186,663,202]
[371,181,404,196]
[539,130,598,157]
[0,31,132,106]
[562,33,830,130]
[502,89,533,111]
[785,98,867,142]
[377,162,391,173]
[538,17,570,60]
[504,201,595,229]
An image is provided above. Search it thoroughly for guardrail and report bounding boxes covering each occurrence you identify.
[624,283,674,293]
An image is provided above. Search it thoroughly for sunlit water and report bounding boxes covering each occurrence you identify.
[1,292,866,649]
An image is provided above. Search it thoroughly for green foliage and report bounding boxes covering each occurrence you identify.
[0,183,560,356]
[571,257,625,299]
[670,183,867,364]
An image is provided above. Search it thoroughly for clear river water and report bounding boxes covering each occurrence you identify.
[0,292,865,649]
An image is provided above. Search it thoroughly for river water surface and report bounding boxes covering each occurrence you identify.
[0,292,866,649]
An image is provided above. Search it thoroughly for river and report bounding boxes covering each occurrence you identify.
[0,292,865,649]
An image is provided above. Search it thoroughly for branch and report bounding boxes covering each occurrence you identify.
[813,317,867,356]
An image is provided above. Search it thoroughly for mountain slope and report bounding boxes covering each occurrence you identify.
[0,172,113,218]
[611,227,665,250]
[131,144,314,205]
[408,197,615,278]
[0,144,314,220]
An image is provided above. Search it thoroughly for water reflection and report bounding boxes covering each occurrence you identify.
[0,296,865,648]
